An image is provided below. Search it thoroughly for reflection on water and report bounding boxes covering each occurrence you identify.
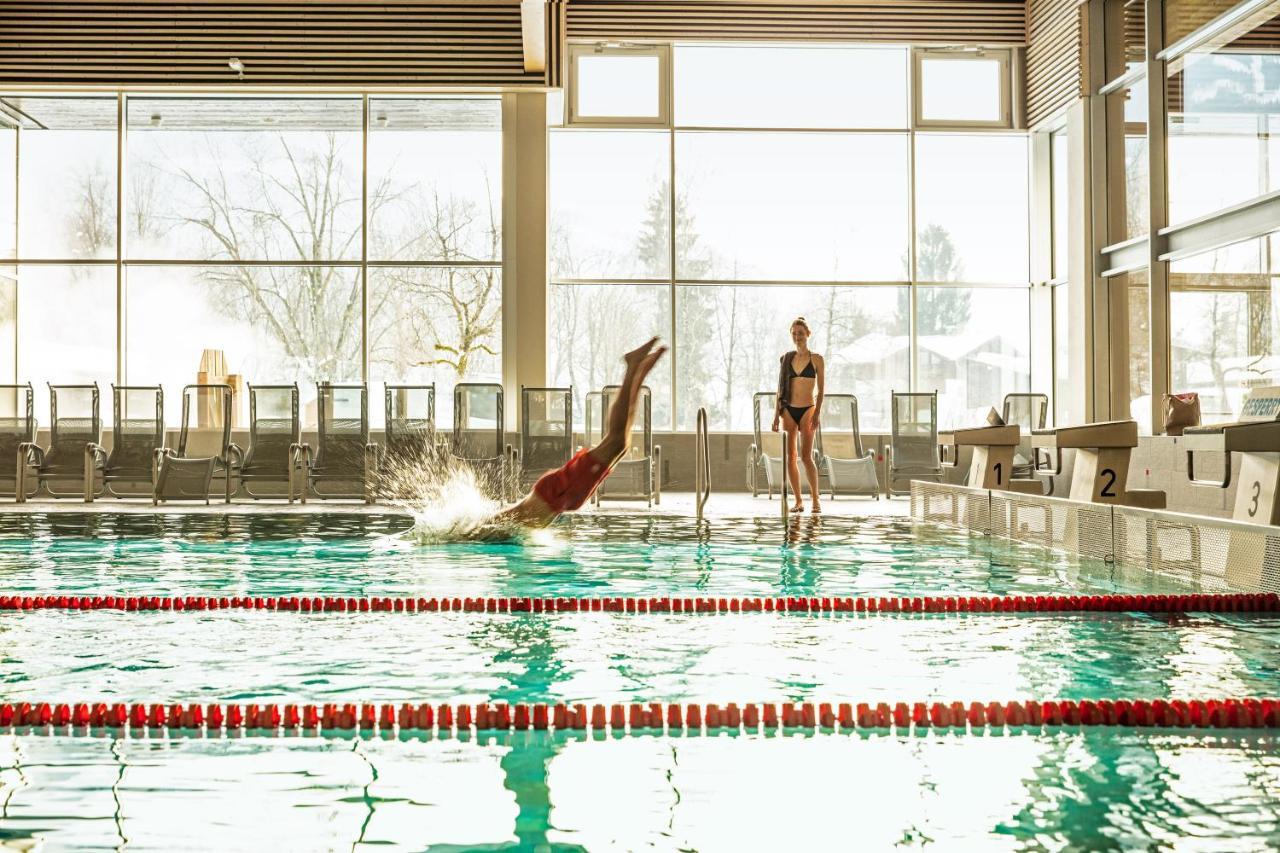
[3,512,1280,848]
[2,730,1279,850]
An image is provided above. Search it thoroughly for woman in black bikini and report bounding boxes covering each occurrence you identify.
[772,317,824,513]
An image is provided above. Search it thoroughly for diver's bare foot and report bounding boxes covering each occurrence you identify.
[636,345,668,380]
[624,337,660,371]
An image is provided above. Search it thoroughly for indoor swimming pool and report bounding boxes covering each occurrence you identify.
[2,512,1279,849]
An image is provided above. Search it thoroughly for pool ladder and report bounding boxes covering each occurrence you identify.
[694,407,710,522]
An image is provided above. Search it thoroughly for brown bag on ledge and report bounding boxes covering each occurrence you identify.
[1163,392,1200,436]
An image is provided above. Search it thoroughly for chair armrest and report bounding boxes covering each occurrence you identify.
[226,442,245,468]
[18,441,43,465]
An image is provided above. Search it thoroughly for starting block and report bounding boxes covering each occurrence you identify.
[1184,387,1280,525]
[1032,420,1166,508]
[939,425,1040,492]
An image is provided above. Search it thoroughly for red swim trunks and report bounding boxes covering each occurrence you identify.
[533,449,611,513]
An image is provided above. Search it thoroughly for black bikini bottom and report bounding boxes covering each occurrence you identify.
[784,404,812,425]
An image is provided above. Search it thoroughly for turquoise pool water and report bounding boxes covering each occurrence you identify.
[2,512,1280,849]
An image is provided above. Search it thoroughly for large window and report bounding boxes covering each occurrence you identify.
[551,44,1032,431]
[2,94,502,425]
[1166,11,1280,225]
[1169,235,1279,423]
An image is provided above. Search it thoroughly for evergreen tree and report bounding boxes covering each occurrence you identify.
[901,224,971,336]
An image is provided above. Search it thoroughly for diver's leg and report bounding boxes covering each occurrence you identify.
[592,337,666,467]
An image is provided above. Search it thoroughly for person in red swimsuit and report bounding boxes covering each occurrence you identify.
[494,337,667,527]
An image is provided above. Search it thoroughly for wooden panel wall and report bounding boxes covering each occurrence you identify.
[1027,0,1085,127]
[0,1,551,86]
[565,1,1028,46]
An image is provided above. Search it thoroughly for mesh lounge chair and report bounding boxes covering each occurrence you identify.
[0,384,36,499]
[153,384,241,504]
[518,386,573,490]
[383,384,437,467]
[85,385,164,501]
[885,391,943,497]
[237,384,305,501]
[18,384,102,501]
[452,382,510,499]
[586,384,660,506]
[1002,392,1049,479]
[302,383,378,502]
[817,394,880,499]
[746,392,816,498]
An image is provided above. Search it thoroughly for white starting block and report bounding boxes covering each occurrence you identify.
[1184,387,1280,525]
[938,425,1040,492]
[1032,419,1166,508]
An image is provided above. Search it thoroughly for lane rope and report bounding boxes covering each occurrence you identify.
[2,698,1277,733]
[2,593,1277,616]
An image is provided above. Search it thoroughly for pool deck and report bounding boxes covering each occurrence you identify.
[0,492,907,519]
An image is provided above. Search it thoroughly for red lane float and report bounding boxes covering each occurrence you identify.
[1,593,1276,616]
[1,697,1276,734]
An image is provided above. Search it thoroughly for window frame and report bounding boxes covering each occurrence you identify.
[911,47,1013,130]
[567,42,672,128]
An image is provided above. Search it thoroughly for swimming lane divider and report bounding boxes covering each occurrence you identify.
[1,593,1278,615]
[2,698,1278,734]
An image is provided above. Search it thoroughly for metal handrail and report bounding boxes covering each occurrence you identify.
[694,407,710,522]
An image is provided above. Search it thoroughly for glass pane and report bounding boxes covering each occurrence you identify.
[576,54,660,118]
[125,266,361,426]
[367,98,501,262]
[916,287,1031,430]
[1053,283,1070,426]
[548,283,671,429]
[675,132,909,281]
[1108,76,1149,240]
[914,134,1029,283]
[1124,269,1152,433]
[1169,236,1277,423]
[1051,129,1069,280]
[0,267,14,385]
[674,284,909,431]
[368,267,502,429]
[549,130,670,280]
[0,126,13,260]
[675,45,907,128]
[12,97,117,260]
[1166,22,1280,224]
[125,97,362,261]
[919,57,1003,123]
[18,265,114,417]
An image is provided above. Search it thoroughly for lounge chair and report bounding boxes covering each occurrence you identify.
[747,391,815,498]
[383,383,437,469]
[18,384,102,501]
[587,384,660,506]
[237,384,305,501]
[0,384,36,499]
[885,391,943,497]
[517,386,573,490]
[817,394,880,499]
[452,382,510,499]
[85,385,165,501]
[153,384,242,504]
[1002,392,1049,479]
[302,383,377,502]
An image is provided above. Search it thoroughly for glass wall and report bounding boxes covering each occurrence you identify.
[0,94,502,425]
[550,44,1032,431]
[1169,235,1279,422]
[1166,10,1280,226]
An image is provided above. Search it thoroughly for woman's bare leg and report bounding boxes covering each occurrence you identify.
[783,414,803,511]
[799,420,820,513]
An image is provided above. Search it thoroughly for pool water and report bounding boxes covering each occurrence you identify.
[2,512,1280,849]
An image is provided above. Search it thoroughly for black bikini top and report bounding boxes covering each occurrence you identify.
[789,357,816,379]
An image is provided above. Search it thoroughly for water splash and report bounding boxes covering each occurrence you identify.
[377,447,529,544]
